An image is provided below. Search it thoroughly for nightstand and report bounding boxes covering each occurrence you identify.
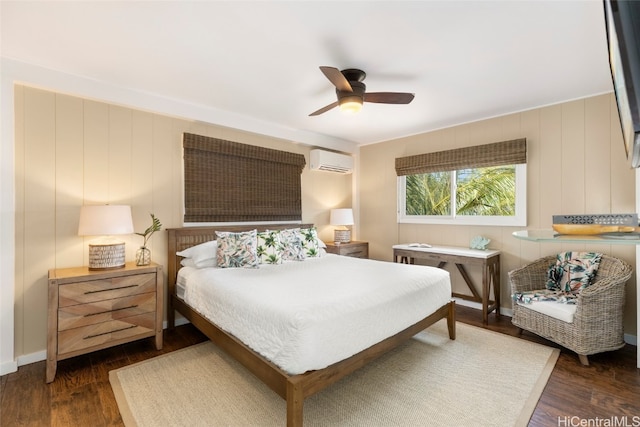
[325,241,369,259]
[46,262,163,383]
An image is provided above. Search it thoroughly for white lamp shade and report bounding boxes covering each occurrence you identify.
[330,208,354,226]
[78,205,134,236]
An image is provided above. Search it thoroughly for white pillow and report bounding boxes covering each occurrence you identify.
[180,257,217,269]
[176,240,217,268]
[180,258,197,268]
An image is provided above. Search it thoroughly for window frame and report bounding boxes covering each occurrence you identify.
[397,163,527,226]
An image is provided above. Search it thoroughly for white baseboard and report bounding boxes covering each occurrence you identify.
[624,333,637,346]
[10,349,47,370]
[164,316,191,329]
[19,349,46,366]
[0,359,18,376]
[452,297,514,317]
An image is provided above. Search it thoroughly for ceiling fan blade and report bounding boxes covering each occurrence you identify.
[319,66,353,92]
[309,101,339,116]
[364,92,415,104]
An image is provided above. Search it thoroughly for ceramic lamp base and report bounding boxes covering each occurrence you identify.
[334,229,351,244]
[88,242,126,270]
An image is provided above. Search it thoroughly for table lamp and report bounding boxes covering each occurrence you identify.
[330,208,354,244]
[78,205,134,270]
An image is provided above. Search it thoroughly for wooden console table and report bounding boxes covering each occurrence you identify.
[393,244,501,324]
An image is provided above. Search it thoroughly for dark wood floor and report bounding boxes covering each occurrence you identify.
[1,305,638,426]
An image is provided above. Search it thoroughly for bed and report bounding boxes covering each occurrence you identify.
[167,224,455,426]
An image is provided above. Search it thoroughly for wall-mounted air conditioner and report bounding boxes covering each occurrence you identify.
[309,149,353,174]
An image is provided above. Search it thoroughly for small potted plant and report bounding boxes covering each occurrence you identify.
[135,213,162,266]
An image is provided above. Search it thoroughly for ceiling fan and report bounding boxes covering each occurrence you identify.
[309,66,415,116]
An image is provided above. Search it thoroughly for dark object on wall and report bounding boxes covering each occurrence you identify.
[183,133,306,223]
[604,0,640,168]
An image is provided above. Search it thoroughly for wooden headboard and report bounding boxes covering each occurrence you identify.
[166,223,313,294]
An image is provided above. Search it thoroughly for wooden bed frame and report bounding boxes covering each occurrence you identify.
[166,224,456,427]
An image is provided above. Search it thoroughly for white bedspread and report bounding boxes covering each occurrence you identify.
[180,254,451,374]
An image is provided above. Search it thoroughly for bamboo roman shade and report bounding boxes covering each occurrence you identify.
[183,133,306,223]
[395,138,527,176]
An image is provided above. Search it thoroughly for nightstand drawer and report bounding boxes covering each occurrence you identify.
[58,292,156,331]
[58,312,156,355]
[58,273,157,307]
[325,241,369,259]
[340,246,368,258]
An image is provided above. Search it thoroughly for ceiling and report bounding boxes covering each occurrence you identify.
[1,1,614,152]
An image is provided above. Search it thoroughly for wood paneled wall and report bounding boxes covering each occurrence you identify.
[359,94,637,335]
[13,85,352,359]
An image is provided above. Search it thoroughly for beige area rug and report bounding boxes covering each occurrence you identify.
[110,320,559,427]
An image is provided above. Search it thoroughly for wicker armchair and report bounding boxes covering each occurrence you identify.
[509,254,632,365]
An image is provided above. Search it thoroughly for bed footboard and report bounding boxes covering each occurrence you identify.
[284,300,455,427]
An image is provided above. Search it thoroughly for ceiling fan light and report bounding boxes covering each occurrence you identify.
[339,97,363,114]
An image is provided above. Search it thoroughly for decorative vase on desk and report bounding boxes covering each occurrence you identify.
[135,213,162,266]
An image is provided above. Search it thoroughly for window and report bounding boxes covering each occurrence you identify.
[396,139,527,226]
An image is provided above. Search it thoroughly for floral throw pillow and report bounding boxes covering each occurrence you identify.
[257,230,284,264]
[298,227,321,258]
[215,230,259,269]
[279,228,305,261]
[546,251,602,292]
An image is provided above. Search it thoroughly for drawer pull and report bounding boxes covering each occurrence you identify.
[84,284,138,295]
[84,325,137,339]
[84,305,139,317]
